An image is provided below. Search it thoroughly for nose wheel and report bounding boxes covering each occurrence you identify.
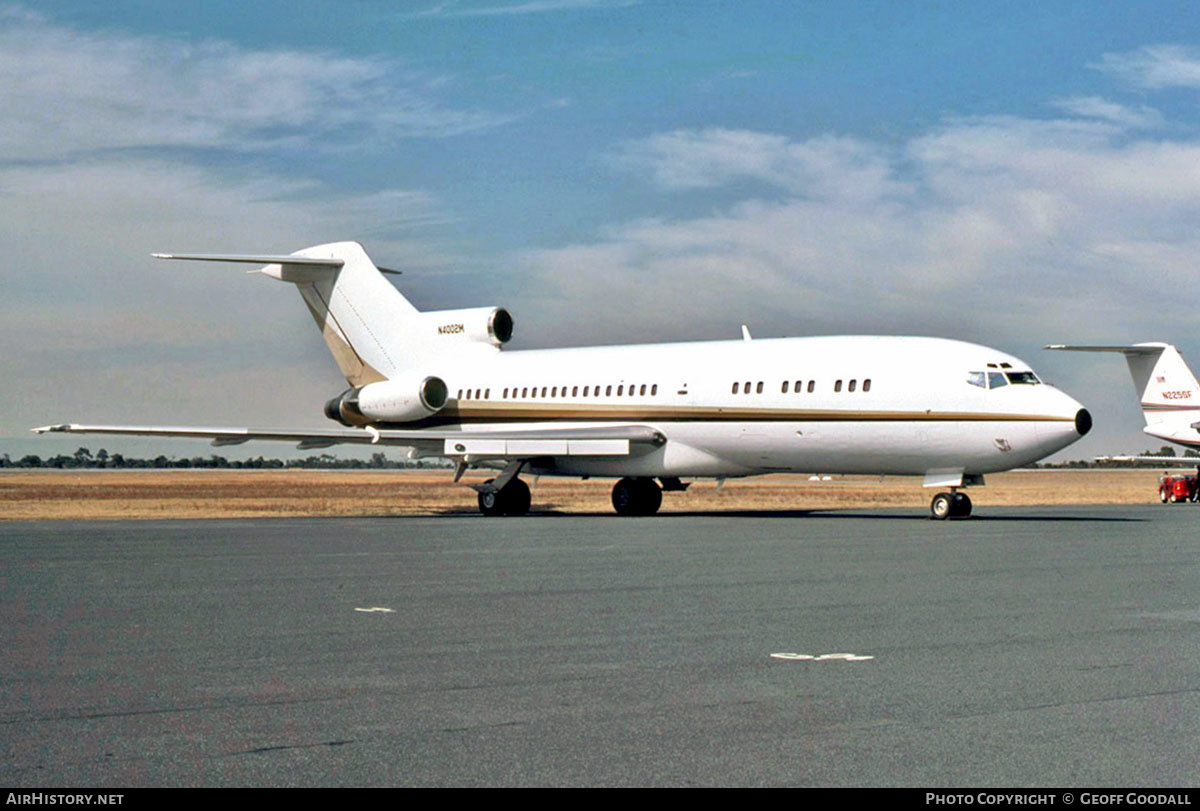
[930,491,972,520]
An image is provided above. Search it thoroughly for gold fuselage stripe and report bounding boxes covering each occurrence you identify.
[391,403,1074,428]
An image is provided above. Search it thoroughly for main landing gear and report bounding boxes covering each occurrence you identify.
[929,490,972,520]
[611,477,663,516]
[477,477,532,516]
[475,475,666,517]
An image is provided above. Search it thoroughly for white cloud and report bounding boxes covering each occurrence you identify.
[538,116,1200,341]
[1091,44,1200,90]
[518,113,1200,457]
[0,157,463,439]
[0,7,493,449]
[0,9,510,160]
[1049,96,1164,129]
[611,128,910,202]
[412,0,639,18]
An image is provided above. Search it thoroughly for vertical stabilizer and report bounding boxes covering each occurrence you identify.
[156,242,424,387]
[287,242,420,386]
[1126,344,1200,423]
[1046,342,1200,430]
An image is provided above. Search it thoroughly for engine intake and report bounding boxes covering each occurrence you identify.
[324,375,448,426]
[419,306,513,347]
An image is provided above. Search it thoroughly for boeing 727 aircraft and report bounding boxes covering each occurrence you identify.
[37,241,1091,519]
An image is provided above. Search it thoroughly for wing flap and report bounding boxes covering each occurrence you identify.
[443,437,632,457]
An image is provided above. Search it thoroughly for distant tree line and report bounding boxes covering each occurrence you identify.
[0,448,451,470]
[7,445,1198,471]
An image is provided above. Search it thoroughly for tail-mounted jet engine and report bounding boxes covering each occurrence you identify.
[419,306,513,348]
[324,375,448,426]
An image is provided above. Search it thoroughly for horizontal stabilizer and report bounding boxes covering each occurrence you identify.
[153,253,345,267]
[152,252,400,274]
[1044,343,1168,355]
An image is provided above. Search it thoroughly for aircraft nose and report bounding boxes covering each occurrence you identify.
[1075,408,1092,437]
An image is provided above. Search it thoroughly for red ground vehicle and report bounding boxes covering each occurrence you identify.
[1158,473,1200,503]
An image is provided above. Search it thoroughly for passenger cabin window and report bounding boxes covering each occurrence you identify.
[849,380,857,392]
[863,379,871,393]
[807,381,815,393]
[834,380,843,393]
[756,381,763,394]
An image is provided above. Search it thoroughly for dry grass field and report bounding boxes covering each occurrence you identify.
[0,468,1176,520]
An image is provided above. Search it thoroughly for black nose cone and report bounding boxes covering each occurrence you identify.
[1075,408,1092,436]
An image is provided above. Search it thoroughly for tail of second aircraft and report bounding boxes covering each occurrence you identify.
[155,242,513,388]
[1047,342,1200,447]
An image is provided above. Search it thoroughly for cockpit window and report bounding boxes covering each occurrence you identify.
[1005,371,1040,385]
[967,372,986,388]
[987,372,1008,389]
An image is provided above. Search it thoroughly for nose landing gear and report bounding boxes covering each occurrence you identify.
[930,490,972,520]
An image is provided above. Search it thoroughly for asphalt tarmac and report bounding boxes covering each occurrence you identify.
[2,506,1198,787]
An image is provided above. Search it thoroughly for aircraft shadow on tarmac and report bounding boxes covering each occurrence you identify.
[429,508,1146,522]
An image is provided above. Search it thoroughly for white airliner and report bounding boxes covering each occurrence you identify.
[1047,342,1200,454]
[36,241,1091,519]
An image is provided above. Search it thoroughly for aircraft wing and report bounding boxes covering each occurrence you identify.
[32,423,665,459]
[1096,455,1200,466]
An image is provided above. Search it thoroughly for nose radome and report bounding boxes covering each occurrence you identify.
[1075,408,1092,437]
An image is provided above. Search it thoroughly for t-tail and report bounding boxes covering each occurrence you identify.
[1046,342,1200,448]
[155,241,514,425]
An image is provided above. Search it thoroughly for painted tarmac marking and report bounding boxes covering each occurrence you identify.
[354,607,395,613]
[770,652,874,661]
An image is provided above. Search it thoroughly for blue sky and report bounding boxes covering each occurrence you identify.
[9,1,1200,461]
